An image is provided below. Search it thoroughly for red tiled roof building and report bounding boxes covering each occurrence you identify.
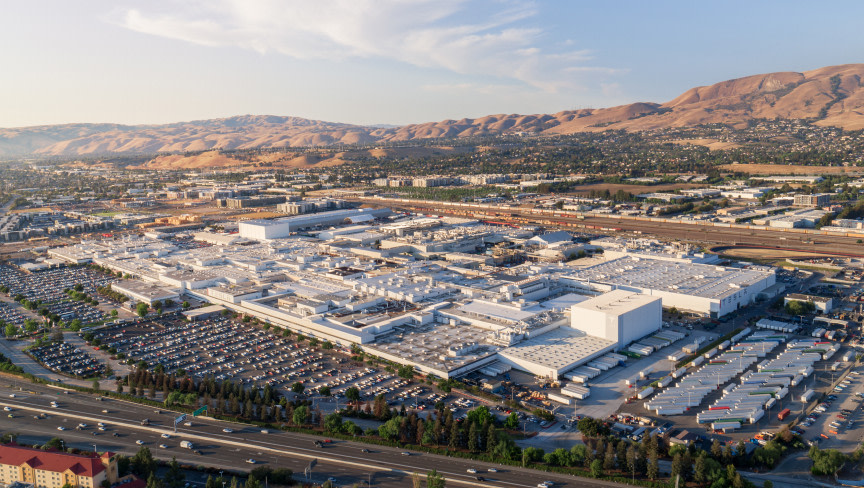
[0,445,118,488]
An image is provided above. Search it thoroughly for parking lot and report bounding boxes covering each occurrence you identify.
[28,341,106,378]
[0,301,28,327]
[795,366,864,450]
[93,314,481,411]
[0,265,118,324]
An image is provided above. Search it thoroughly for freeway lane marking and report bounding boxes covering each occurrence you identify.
[0,400,539,488]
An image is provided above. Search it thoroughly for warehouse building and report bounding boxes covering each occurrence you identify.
[497,327,616,380]
[561,256,776,318]
[571,290,662,348]
[238,208,391,239]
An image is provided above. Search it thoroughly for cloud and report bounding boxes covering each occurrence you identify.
[116,0,620,93]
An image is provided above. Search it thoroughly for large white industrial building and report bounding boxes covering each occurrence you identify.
[571,290,662,349]
[561,256,775,318]
[239,208,391,239]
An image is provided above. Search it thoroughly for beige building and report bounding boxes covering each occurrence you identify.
[0,446,118,488]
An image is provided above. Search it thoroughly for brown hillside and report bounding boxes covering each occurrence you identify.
[1,64,863,160]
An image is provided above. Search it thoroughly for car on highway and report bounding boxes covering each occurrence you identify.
[97,422,105,427]
[327,477,336,483]
[245,459,256,464]
[112,432,119,437]
[57,426,65,431]
[159,444,168,449]
[361,448,370,453]
[101,409,109,413]
[161,433,171,439]
[467,469,477,474]
[488,468,498,473]
[222,428,233,433]
[3,407,11,412]
[78,423,87,428]
[135,440,144,445]
[50,402,58,408]
[8,394,14,398]
[476,477,486,481]
[401,452,411,456]
[260,429,269,434]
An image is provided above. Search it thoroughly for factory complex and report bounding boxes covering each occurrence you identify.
[47,209,777,379]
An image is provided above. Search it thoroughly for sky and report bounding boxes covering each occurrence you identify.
[1,0,862,128]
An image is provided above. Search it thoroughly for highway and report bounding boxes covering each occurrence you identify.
[353,198,864,257]
[0,376,619,488]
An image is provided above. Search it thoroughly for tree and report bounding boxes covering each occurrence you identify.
[130,446,156,478]
[292,405,309,425]
[182,301,190,309]
[319,386,331,397]
[603,442,616,471]
[146,472,164,488]
[467,422,479,452]
[577,417,607,437]
[522,446,544,466]
[647,451,659,480]
[504,412,519,430]
[785,300,815,316]
[43,437,65,450]
[345,386,361,403]
[136,302,149,318]
[694,454,707,484]
[590,458,603,478]
[291,382,305,395]
[164,458,184,488]
[205,475,217,488]
[5,323,17,338]
[324,413,343,433]
[671,453,684,481]
[379,417,401,440]
[809,446,847,475]
[711,439,723,460]
[426,469,446,488]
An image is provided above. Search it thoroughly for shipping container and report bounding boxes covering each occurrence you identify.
[777,408,791,421]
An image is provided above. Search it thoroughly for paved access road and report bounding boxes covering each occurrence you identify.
[0,376,628,488]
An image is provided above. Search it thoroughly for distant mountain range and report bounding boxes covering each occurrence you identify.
[1,63,863,159]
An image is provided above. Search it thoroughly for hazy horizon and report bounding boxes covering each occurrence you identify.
[2,0,863,128]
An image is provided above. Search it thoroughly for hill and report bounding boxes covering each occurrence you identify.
[1,63,862,161]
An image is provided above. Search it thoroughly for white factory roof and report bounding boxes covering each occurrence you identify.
[499,327,615,371]
[568,257,774,300]
[541,293,589,311]
[572,289,658,316]
[459,300,539,322]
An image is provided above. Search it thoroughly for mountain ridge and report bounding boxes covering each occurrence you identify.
[2,63,863,159]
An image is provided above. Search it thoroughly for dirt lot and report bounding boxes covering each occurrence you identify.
[671,138,741,150]
[568,182,708,195]
[719,163,862,175]
[717,246,843,260]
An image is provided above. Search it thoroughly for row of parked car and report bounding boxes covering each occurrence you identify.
[29,341,106,378]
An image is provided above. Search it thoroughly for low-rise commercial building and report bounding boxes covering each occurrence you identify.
[0,446,118,488]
